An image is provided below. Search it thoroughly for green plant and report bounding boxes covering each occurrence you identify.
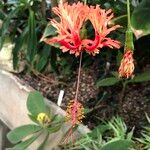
[0,0,78,75]
[96,70,150,88]
[131,0,150,39]
[0,0,57,73]
[61,117,133,150]
[7,91,64,150]
[136,114,150,150]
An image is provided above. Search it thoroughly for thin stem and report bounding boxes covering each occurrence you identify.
[127,0,131,28]
[75,52,83,101]
[119,81,127,108]
[83,0,87,5]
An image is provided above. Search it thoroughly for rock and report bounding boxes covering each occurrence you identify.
[0,42,25,73]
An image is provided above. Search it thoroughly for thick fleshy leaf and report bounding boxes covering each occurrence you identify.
[7,124,41,144]
[131,0,150,38]
[96,77,120,87]
[27,91,47,116]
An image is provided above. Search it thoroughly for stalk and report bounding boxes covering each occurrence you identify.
[75,52,83,101]
[125,0,134,52]
[127,0,131,28]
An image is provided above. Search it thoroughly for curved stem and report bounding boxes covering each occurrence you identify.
[75,52,83,101]
[127,0,131,28]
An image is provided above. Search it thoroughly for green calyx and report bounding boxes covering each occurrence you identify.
[125,0,134,52]
[80,25,87,40]
[124,29,134,52]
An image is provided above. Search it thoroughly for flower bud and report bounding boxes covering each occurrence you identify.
[119,50,134,78]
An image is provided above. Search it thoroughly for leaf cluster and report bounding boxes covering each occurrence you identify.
[7,91,64,150]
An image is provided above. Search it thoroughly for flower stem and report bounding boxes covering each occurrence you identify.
[127,0,131,29]
[75,52,83,101]
[84,0,87,5]
[125,0,134,52]
[119,81,127,108]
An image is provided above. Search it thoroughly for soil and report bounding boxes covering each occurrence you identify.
[17,63,150,135]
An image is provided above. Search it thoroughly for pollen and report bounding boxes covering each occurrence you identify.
[37,112,51,126]
[66,100,85,127]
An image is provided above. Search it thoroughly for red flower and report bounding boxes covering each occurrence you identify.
[119,51,134,78]
[43,2,120,56]
[44,2,89,56]
[82,6,121,55]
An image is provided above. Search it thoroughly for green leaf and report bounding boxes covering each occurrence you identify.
[7,124,41,144]
[28,114,39,124]
[127,127,134,140]
[51,115,64,124]
[130,71,150,83]
[7,134,40,150]
[0,10,5,20]
[145,113,150,124]
[41,24,57,40]
[89,124,110,139]
[47,124,62,134]
[96,77,120,87]
[27,10,37,63]
[37,133,49,150]
[0,9,18,49]
[36,56,48,71]
[41,23,60,48]
[131,0,150,38]
[50,47,59,73]
[27,91,47,116]
[13,27,28,69]
[101,139,132,150]
[116,51,123,66]
[111,71,119,78]
[36,44,51,71]
[110,15,127,27]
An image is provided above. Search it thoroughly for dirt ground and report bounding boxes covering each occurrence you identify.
[17,64,150,135]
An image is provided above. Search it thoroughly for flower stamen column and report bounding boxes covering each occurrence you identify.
[66,52,85,128]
